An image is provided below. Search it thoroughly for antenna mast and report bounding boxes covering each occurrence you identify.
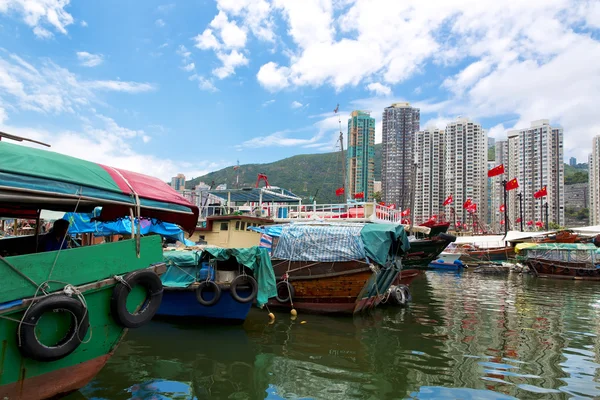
[335,104,347,200]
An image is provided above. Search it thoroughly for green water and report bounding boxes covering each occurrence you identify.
[69,272,600,399]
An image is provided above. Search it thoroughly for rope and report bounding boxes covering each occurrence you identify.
[107,166,142,258]
[114,275,132,291]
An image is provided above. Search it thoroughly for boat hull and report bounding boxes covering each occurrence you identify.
[527,259,600,281]
[403,237,455,267]
[156,287,252,323]
[391,269,421,286]
[460,247,515,264]
[268,260,399,315]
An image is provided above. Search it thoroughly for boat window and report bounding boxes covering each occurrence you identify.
[240,221,246,231]
[235,221,240,230]
[220,222,228,231]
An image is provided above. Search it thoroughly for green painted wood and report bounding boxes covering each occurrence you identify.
[0,141,120,192]
[0,236,163,304]
[0,283,146,387]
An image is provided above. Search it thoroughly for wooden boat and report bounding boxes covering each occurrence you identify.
[0,138,198,399]
[537,230,580,244]
[265,223,410,315]
[459,246,515,265]
[516,243,600,280]
[419,221,451,237]
[402,233,457,267]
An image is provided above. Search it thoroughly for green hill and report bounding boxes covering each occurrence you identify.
[187,144,587,202]
[187,144,382,203]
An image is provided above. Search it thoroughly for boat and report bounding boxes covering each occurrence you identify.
[402,233,457,267]
[0,137,198,399]
[156,247,276,323]
[458,245,515,265]
[419,220,451,237]
[516,243,600,280]
[256,222,410,315]
[427,251,465,271]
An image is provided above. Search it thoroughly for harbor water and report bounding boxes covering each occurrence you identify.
[68,271,600,399]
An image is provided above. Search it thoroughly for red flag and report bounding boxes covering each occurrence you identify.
[535,220,544,227]
[335,187,345,196]
[401,218,410,224]
[487,164,505,178]
[463,199,472,209]
[463,223,468,229]
[500,220,505,225]
[526,220,533,226]
[354,192,364,199]
[389,204,396,210]
[379,202,385,206]
[499,204,505,212]
[401,208,410,216]
[505,178,519,191]
[516,217,522,223]
[466,203,477,213]
[443,195,453,206]
[534,186,547,198]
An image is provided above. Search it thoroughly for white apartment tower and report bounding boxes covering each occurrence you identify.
[444,118,488,226]
[507,120,564,227]
[381,102,420,209]
[414,128,445,224]
[590,136,600,225]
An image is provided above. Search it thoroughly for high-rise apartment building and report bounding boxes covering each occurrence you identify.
[507,120,564,227]
[589,136,600,225]
[170,173,186,191]
[570,157,577,167]
[381,102,420,209]
[347,111,376,201]
[414,128,444,224]
[489,140,513,230]
[444,118,488,226]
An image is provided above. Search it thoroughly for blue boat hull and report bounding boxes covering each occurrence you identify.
[156,288,252,323]
[428,261,464,271]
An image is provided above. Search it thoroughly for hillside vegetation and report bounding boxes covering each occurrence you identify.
[187,144,587,202]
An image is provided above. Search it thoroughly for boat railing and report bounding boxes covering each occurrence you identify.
[198,202,406,224]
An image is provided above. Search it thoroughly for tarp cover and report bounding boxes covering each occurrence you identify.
[516,243,600,265]
[360,223,410,266]
[63,211,195,246]
[273,223,366,262]
[162,247,276,307]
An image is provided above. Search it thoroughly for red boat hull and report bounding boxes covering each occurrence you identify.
[527,259,600,281]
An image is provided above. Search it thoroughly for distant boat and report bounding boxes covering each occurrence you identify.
[516,243,600,280]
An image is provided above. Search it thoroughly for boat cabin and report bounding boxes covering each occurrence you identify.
[193,215,274,248]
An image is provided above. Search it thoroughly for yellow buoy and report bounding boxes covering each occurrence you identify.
[268,312,275,320]
[300,320,307,324]
[290,315,297,321]
[290,309,297,316]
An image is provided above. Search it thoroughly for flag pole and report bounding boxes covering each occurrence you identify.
[517,192,524,232]
[502,179,508,236]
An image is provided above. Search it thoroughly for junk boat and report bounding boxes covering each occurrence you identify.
[254,222,410,315]
[157,247,276,323]
[0,138,198,399]
[516,242,600,280]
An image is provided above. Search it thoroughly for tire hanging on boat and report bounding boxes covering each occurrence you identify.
[195,281,221,306]
[397,284,412,303]
[389,285,407,306]
[230,275,258,304]
[111,269,163,328]
[276,281,294,303]
[18,294,90,362]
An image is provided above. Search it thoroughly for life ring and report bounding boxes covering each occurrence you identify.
[276,281,294,303]
[18,294,90,362]
[195,281,221,306]
[110,270,163,328]
[230,275,258,304]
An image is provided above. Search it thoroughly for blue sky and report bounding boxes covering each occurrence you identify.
[0,0,599,181]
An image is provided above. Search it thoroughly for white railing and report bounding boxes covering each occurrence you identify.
[198,202,409,223]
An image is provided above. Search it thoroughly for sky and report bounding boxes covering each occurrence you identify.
[0,0,599,182]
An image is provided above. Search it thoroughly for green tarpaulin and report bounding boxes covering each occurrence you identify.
[360,224,410,266]
[162,247,276,307]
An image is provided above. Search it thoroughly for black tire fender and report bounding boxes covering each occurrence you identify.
[18,294,90,362]
[275,281,294,303]
[111,269,163,328]
[230,275,258,304]
[438,233,457,242]
[195,281,221,306]
[397,284,412,303]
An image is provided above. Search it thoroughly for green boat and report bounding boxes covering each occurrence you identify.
[0,136,199,399]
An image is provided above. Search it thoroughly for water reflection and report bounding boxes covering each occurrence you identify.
[69,272,600,399]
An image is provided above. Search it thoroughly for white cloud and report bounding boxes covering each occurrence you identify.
[156,4,175,13]
[256,62,290,91]
[212,50,248,79]
[159,42,169,49]
[0,0,74,37]
[76,51,104,67]
[262,99,275,107]
[0,104,6,124]
[189,74,218,92]
[193,29,221,50]
[177,45,192,61]
[291,101,303,109]
[366,82,391,96]
[209,11,247,49]
[182,63,195,72]
[155,19,165,27]
[85,81,155,93]
[80,20,87,27]
[215,0,275,42]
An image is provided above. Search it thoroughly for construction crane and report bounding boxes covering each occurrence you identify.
[255,173,270,188]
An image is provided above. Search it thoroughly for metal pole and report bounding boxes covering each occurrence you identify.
[502,179,508,236]
[544,202,549,230]
[518,193,524,231]
[409,163,417,233]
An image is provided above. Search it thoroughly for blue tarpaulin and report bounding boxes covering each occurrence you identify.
[63,210,195,246]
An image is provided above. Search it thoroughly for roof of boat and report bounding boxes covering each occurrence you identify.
[208,187,301,203]
[0,141,199,234]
